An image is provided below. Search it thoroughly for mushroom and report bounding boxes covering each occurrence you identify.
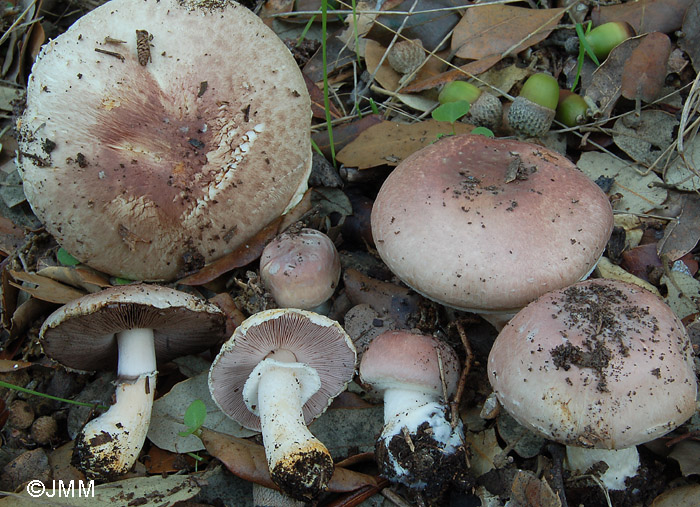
[17,0,312,281]
[208,308,357,500]
[358,330,465,495]
[487,279,697,490]
[40,284,227,480]
[371,134,613,329]
[260,228,341,313]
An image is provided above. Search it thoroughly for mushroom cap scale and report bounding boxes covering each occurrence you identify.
[18,0,312,281]
[371,134,614,313]
[209,308,357,431]
[488,279,697,449]
[41,284,227,372]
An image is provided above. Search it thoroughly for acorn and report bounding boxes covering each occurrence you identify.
[556,90,589,127]
[438,81,502,130]
[585,21,635,60]
[507,73,560,137]
[387,39,425,75]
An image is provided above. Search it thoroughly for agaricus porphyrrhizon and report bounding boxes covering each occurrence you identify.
[208,308,356,501]
[17,0,312,281]
[488,279,697,490]
[371,134,613,329]
[359,330,465,494]
[260,228,341,313]
[40,284,227,480]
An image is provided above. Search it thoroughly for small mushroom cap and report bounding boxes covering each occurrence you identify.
[208,309,357,431]
[41,284,227,372]
[488,279,697,449]
[371,134,613,313]
[359,330,460,398]
[17,0,312,281]
[260,228,341,310]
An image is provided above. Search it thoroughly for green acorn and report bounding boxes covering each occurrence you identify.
[585,21,635,60]
[438,81,502,130]
[555,90,589,127]
[507,73,560,137]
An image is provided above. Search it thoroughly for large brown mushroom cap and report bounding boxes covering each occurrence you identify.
[208,308,357,431]
[488,279,697,449]
[41,284,227,371]
[371,134,613,313]
[18,0,312,281]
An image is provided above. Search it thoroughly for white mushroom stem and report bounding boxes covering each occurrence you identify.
[379,388,463,487]
[74,328,157,479]
[243,350,333,499]
[565,445,640,491]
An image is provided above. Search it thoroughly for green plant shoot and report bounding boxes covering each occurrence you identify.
[57,247,80,266]
[432,100,471,136]
[179,399,207,437]
[571,22,599,91]
[0,380,108,410]
[470,126,495,138]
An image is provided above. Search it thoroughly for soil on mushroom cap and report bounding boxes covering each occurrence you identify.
[548,283,660,392]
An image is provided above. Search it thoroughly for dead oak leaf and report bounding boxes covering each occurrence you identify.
[451,5,564,61]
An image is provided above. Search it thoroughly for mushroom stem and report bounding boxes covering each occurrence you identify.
[382,387,438,422]
[565,445,640,490]
[378,389,464,490]
[117,328,157,377]
[73,328,157,480]
[245,357,334,500]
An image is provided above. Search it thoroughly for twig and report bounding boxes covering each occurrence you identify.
[450,320,474,429]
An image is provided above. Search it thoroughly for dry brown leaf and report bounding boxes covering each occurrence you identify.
[668,440,700,477]
[178,217,282,286]
[657,194,700,262]
[584,35,644,118]
[511,469,562,507]
[680,2,700,72]
[336,120,476,169]
[303,73,342,120]
[592,0,694,34]
[8,270,86,304]
[8,296,54,340]
[621,32,672,102]
[312,114,383,161]
[199,427,378,493]
[36,266,111,293]
[0,358,33,372]
[451,5,565,60]
[400,54,503,93]
[652,484,700,506]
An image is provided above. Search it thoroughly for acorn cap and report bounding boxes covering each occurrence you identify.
[468,91,503,130]
[17,0,312,281]
[387,39,425,75]
[507,96,556,137]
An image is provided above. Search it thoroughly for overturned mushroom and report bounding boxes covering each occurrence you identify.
[40,284,227,480]
[17,0,312,281]
[209,308,356,500]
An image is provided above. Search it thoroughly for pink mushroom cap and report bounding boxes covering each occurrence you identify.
[488,278,697,449]
[371,134,614,314]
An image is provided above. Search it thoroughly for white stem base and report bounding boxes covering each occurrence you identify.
[565,445,640,491]
[74,374,156,480]
[382,387,437,423]
[245,358,333,500]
